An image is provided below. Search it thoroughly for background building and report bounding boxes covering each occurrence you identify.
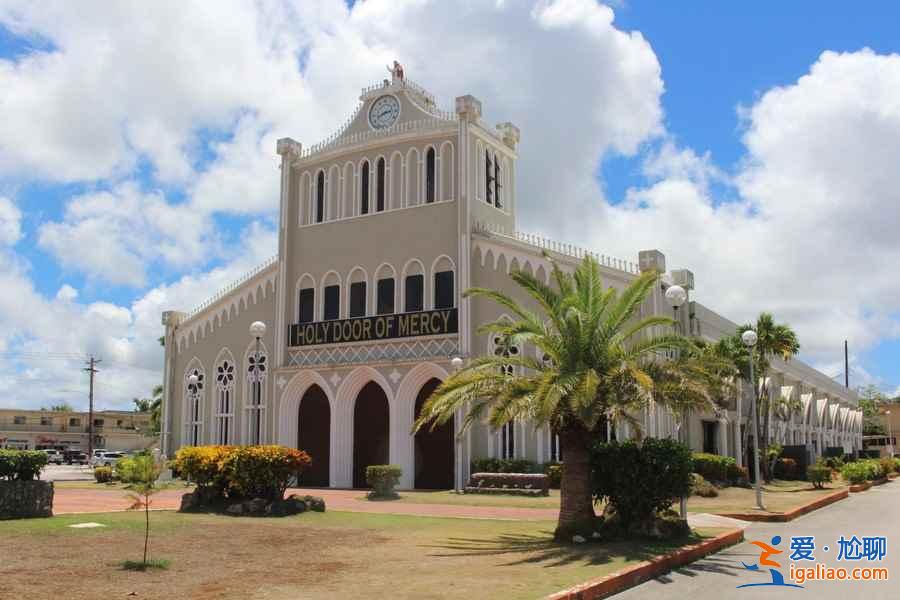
[0,408,154,452]
[160,67,862,489]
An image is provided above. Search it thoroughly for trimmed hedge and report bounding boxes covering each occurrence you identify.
[0,450,48,481]
[173,445,311,505]
[466,473,550,496]
[94,466,114,483]
[592,438,692,526]
[691,452,737,482]
[366,465,402,499]
[470,457,538,474]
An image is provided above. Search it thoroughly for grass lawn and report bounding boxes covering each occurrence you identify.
[687,479,846,515]
[360,489,561,509]
[0,510,723,600]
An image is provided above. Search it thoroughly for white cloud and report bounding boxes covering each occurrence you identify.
[0,197,22,245]
[37,182,211,287]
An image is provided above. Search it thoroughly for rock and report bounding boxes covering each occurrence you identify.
[225,502,244,515]
[591,531,602,539]
[0,481,54,519]
[572,534,587,544]
[245,498,268,514]
[179,492,198,512]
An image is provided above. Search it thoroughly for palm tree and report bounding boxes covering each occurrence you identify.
[414,254,696,539]
[716,313,799,481]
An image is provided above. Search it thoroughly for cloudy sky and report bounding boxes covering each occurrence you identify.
[0,0,898,411]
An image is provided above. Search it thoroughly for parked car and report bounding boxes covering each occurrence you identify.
[91,451,125,467]
[63,450,89,465]
[41,449,64,465]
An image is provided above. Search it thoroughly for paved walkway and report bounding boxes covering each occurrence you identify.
[52,486,743,530]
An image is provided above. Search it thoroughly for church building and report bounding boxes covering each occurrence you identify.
[160,65,862,490]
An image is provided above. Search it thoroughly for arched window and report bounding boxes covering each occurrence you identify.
[214,355,236,444]
[489,332,519,459]
[485,150,493,206]
[375,264,396,315]
[245,342,267,445]
[298,286,314,323]
[348,268,367,318]
[184,364,205,446]
[501,422,516,460]
[432,256,455,310]
[403,260,425,312]
[494,156,502,209]
[321,272,341,321]
[547,427,562,463]
[376,157,386,212]
[360,161,370,215]
[425,148,436,204]
[316,171,325,223]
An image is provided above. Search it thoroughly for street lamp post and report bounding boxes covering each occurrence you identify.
[664,284,688,520]
[450,354,464,492]
[249,321,267,445]
[742,329,766,511]
[886,410,893,457]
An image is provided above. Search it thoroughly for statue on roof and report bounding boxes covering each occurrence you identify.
[387,60,405,83]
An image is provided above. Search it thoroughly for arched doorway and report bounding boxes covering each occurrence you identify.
[297,384,330,487]
[414,378,454,489]
[353,381,390,488]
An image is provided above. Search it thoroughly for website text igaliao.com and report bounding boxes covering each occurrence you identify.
[789,563,889,584]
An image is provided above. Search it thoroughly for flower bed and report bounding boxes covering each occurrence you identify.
[465,472,549,496]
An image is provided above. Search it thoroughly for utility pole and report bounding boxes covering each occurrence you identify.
[84,357,101,459]
[844,340,849,388]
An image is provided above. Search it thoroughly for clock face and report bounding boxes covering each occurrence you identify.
[369,95,400,129]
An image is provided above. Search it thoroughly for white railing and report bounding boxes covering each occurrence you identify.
[185,255,279,320]
[301,116,456,158]
[473,221,640,275]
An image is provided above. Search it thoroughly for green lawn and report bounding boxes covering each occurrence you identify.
[687,479,846,515]
[361,489,561,509]
[0,510,723,599]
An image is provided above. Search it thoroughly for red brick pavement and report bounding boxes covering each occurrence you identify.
[53,487,560,521]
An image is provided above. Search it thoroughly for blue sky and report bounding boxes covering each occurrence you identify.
[0,1,898,409]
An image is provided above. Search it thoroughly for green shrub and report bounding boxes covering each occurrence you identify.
[689,473,718,497]
[894,457,900,473]
[807,465,831,489]
[592,438,692,527]
[470,457,537,474]
[841,460,883,484]
[544,463,562,489]
[0,449,48,481]
[366,465,402,499]
[94,466,114,483]
[691,452,736,482]
[823,456,845,471]
[879,457,895,476]
[172,445,234,502]
[221,446,312,502]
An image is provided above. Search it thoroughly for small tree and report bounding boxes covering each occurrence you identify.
[119,455,164,569]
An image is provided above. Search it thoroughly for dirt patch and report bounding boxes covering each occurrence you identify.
[1,518,379,600]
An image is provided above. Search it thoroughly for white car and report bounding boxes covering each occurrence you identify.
[91,451,125,467]
[41,449,64,465]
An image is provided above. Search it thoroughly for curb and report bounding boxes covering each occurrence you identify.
[849,482,872,493]
[715,488,848,522]
[546,528,745,600]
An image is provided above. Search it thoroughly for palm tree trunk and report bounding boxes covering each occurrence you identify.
[555,426,595,541]
[143,495,150,565]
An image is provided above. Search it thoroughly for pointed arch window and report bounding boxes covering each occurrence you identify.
[214,358,235,444]
[501,422,516,459]
[245,346,267,445]
[376,157,386,212]
[360,161,370,215]
[184,366,205,446]
[425,148,436,204]
[298,287,314,323]
[316,171,325,223]
[434,270,454,309]
[494,157,502,209]
[485,150,493,205]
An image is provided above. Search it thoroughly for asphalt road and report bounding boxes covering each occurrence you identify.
[617,482,900,599]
